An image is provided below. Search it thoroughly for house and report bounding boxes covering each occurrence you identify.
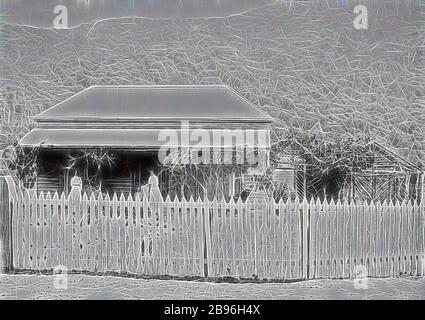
[18,85,274,200]
[343,142,424,202]
[274,140,424,202]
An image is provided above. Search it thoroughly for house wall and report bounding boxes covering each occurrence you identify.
[344,170,423,202]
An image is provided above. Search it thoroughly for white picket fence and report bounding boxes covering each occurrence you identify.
[308,199,425,278]
[4,182,425,280]
[205,197,304,279]
[11,191,205,277]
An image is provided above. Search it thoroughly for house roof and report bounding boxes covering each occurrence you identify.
[372,142,423,172]
[34,85,274,123]
[20,85,273,148]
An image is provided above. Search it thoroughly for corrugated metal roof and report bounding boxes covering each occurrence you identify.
[34,85,273,123]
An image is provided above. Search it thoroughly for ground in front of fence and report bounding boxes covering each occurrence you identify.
[0,274,424,300]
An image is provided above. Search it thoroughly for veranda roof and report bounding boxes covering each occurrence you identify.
[19,128,270,148]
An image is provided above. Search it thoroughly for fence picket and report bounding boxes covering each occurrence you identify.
[397,200,404,276]
[353,201,360,275]
[193,198,200,277]
[50,192,59,269]
[72,192,82,271]
[126,194,135,274]
[375,201,382,277]
[196,198,205,277]
[79,194,88,272]
[188,197,196,276]
[342,200,349,278]
[43,193,51,270]
[134,194,142,275]
[158,198,165,275]
[308,198,315,278]
[14,190,23,269]
[376,201,383,277]
[170,197,177,276]
[401,201,408,275]
[407,201,414,275]
[58,193,65,268]
[334,200,342,278]
[367,201,372,276]
[382,200,390,277]
[238,198,246,277]
[87,192,95,272]
[118,194,126,273]
[390,200,397,276]
[204,199,212,277]
[95,193,102,271]
[320,198,327,278]
[210,199,217,277]
[29,192,37,269]
[110,194,116,272]
[293,197,301,278]
[412,201,418,276]
[151,199,159,274]
[142,195,149,274]
[165,197,172,275]
[103,194,111,272]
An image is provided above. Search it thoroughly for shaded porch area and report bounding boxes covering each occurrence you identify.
[30,148,246,200]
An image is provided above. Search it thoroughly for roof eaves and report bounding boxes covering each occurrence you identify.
[224,85,275,122]
[33,86,93,121]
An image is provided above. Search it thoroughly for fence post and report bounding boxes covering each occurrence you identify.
[0,176,17,273]
[247,190,269,279]
[203,199,212,278]
[69,176,82,201]
[68,176,82,271]
[302,198,309,279]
